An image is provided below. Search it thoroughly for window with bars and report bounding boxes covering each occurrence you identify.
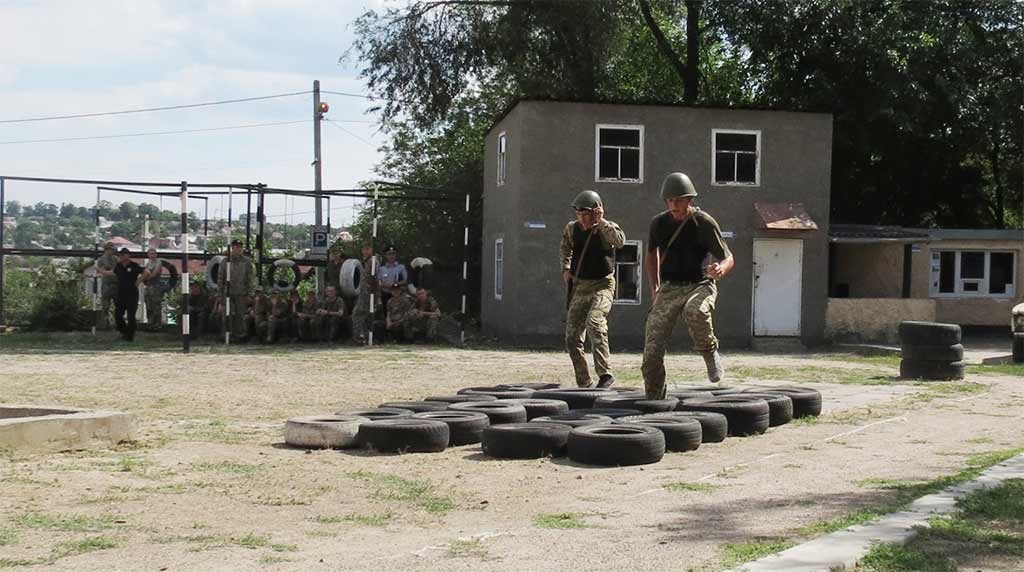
[712,129,760,186]
[930,250,1016,297]
[613,241,643,304]
[497,132,507,186]
[595,124,643,182]
[494,238,504,300]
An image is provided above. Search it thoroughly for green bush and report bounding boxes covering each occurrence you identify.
[3,262,93,330]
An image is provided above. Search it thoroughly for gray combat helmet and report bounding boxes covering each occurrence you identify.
[571,190,602,210]
[659,172,698,201]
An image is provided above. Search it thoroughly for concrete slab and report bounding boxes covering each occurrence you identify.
[0,403,134,453]
[728,454,1024,572]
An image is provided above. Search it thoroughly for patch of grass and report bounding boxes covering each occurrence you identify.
[966,436,994,444]
[663,481,719,493]
[720,537,795,568]
[824,354,902,368]
[792,416,820,426]
[808,449,1024,537]
[51,536,117,559]
[967,364,1024,376]
[0,527,17,546]
[269,543,298,553]
[855,542,956,572]
[15,512,117,532]
[259,554,293,565]
[192,461,263,476]
[111,455,146,473]
[346,471,455,515]
[533,512,589,529]
[314,513,392,526]
[958,478,1024,521]
[447,538,489,559]
[728,365,893,386]
[236,533,270,549]
[177,419,255,444]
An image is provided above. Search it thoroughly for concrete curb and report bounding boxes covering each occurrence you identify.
[728,453,1024,572]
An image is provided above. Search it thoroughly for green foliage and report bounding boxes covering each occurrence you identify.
[720,538,795,567]
[533,512,589,529]
[3,262,92,329]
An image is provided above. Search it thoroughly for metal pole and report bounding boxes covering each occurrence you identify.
[313,80,325,294]
[368,185,379,347]
[245,189,252,253]
[224,185,233,346]
[92,187,101,335]
[0,177,5,329]
[256,184,265,286]
[181,181,191,354]
[461,193,470,346]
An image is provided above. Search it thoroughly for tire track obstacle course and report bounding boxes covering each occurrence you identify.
[284,383,823,467]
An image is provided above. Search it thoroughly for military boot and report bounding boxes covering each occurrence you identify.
[701,350,724,383]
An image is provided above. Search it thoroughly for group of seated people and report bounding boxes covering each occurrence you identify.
[182,244,443,345]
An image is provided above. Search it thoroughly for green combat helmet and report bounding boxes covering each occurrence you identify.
[659,172,698,201]
[571,190,603,210]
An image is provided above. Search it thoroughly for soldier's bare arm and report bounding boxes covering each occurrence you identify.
[645,249,660,299]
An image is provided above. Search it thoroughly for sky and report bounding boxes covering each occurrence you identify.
[0,0,406,229]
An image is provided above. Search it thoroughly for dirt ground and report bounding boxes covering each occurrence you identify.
[1,334,1022,572]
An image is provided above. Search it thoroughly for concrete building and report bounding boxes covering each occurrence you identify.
[481,100,833,348]
[827,225,1024,342]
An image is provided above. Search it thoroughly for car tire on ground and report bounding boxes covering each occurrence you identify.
[898,321,962,346]
[901,343,964,362]
[504,382,562,390]
[585,408,644,419]
[379,401,450,413]
[592,395,679,413]
[727,393,793,427]
[357,418,449,453]
[678,397,770,437]
[651,411,729,443]
[423,394,499,404]
[742,386,822,418]
[411,411,490,446]
[669,385,742,396]
[531,413,614,428]
[284,415,367,449]
[503,398,570,420]
[532,388,616,409]
[334,407,414,421]
[481,422,571,459]
[457,386,536,400]
[447,401,528,425]
[899,359,966,381]
[615,416,702,452]
[567,424,666,466]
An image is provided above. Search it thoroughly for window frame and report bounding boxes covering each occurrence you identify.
[494,238,504,300]
[711,128,761,187]
[929,249,1016,298]
[496,132,507,187]
[612,240,643,305]
[594,123,644,183]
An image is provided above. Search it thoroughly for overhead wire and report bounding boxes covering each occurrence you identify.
[0,120,308,145]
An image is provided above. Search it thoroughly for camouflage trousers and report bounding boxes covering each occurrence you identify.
[144,287,163,327]
[98,282,117,329]
[351,291,374,342]
[225,295,248,339]
[565,276,615,387]
[641,280,719,399]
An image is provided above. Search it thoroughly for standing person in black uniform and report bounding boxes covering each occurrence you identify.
[113,248,145,341]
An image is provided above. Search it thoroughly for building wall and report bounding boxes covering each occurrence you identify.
[826,298,936,343]
[482,100,833,348]
[832,243,905,298]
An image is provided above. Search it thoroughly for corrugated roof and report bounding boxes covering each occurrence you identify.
[829,224,931,243]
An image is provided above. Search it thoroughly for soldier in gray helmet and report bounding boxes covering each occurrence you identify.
[641,172,734,399]
[559,190,625,388]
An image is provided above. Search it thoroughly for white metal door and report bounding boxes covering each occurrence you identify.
[752,239,803,336]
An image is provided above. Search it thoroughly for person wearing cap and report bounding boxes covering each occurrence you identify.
[217,239,255,341]
[112,248,145,341]
[559,190,626,388]
[377,245,408,308]
[385,284,416,342]
[140,248,165,329]
[93,242,119,329]
[641,172,735,399]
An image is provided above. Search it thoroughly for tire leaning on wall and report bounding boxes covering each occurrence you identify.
[268,259,303,293]
[206,255,225,291]
[339,258,362,298]
[158,259,180,293]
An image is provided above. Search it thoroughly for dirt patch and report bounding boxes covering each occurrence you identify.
[0,337,1022,571]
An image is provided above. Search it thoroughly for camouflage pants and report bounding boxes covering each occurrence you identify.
[225,295,248,339]
[410,316,439,341]
[267,317,292,343]
[641,280,719,399]
[565,276,615,387]
[297,316,317,342]
[144,287,163,327]
[316,315,343,342]
[351,291,374,341]
[99,282,117,328]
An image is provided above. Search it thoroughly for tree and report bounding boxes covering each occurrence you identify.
[59,203,76,219]
[118,202,139,221]
[6,200,22,217]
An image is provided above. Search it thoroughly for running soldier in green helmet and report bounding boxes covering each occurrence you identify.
[641,172,735,399]
[560,190,625,388]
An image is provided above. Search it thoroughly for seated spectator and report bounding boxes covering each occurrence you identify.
[267,292,294,343]
[316,286,346,343]
[410,287,442,342]
[179,282,208,339]
[247,289,270,343]
[378,245,408,307]
[295,290,319,342]
[385,284,416,342]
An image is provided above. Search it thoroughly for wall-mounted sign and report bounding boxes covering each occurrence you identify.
[525,221,547,229]
[721,231,735,239]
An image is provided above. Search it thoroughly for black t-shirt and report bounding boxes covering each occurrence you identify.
[114,261,144,297]
[570,222,615,279]
[647,209,731,283]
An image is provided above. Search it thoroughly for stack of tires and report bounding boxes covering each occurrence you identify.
[898,321,965,381]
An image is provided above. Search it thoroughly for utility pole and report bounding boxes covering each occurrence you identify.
[313,80,326,293]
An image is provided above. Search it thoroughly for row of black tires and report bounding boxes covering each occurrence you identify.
[285,383,823,466]
[898,321,965,381]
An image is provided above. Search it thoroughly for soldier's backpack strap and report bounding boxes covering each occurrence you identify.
[659,216,689,267]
